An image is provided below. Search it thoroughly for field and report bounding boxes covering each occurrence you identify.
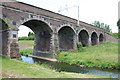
[19,40,34,49]
[1,56,104,78]
[57,42,119,69]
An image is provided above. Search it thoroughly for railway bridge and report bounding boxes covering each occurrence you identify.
[0,1,117,58]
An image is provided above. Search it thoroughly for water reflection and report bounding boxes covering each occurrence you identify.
[21,56,34,64]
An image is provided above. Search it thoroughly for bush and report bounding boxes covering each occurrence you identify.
[19,36,34,40]
[77,42,83,52]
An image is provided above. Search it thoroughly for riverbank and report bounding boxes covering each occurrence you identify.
[19,41,119,69]
[1,56,104,78]
[21,55,119,78]
[56,42,119,69]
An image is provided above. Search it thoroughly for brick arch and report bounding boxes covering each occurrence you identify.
[18,19,53,56]
[58,26,75,50]
[90,30,99,36]
[77,28,89,35]
[17,18,53,31]
[91,32,98,45]
[21,19,53,33]
[57,25,76,34]
[78,29,89,47]
[99,33,104,43]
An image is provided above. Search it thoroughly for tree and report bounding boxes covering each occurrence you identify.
[91,21,111,33]
[28,32,34,37]
[19,32,34,40]
[117,19,120,30]
[92,21,100,28]
[100,23,105,29]
[104,24,111,33]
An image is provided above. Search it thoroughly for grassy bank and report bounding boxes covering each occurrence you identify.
[18,40,119,69]
[56,42,119,69]
[1,56,104,78]
[19,40,34,49]
[20,49,33,56]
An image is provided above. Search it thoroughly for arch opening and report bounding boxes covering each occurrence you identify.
[99,34,104,43]
[21,20,52,52]
[0,19,9,56]
[91,32,98,46]
[78,30,89,47]
[58,26,75,50]
[18,25,34,50]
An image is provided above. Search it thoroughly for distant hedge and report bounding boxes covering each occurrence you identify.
[19,36,34,40]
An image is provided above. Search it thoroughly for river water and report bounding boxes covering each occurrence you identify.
[21,56,119,78]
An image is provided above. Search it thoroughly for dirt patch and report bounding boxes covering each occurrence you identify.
[19,41,34,49]
[1,73,16,78]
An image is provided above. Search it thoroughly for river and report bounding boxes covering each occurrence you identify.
[21,56,119,78]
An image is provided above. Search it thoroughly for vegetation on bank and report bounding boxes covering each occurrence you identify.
[20,49,33,56]
[1,56,104,78]
[56,42,119,69]
[18,40,119,69]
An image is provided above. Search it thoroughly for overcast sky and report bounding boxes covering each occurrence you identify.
[16,0,119,37]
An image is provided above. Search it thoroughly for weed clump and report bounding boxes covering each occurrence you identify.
[77,42,84,52]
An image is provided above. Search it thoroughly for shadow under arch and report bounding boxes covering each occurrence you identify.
[58,26,75,51]
[91,32,98,46]
[0,18,9,56]
[21,19,53,55]
[99,33,104,43]
[78,30,89,47]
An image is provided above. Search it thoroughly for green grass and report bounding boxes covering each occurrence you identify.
[56,42,119,69]
[18,40,119,69]
[20,49,33,56]
[1,56,104,78]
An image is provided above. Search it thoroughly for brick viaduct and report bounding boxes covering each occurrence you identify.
[0,1,117,58]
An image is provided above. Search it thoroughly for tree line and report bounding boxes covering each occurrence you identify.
[19,32,34,40]
[92,20,120,38]
[91,21,111,33]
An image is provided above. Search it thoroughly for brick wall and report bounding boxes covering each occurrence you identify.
[104,33,118,42]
